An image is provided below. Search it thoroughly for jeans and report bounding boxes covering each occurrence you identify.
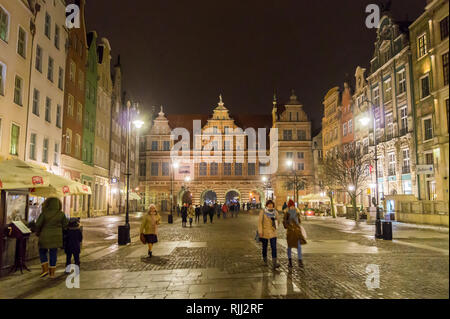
[287,240,302,260]
[65,252,80,266]
[189,218,193,226]
[39,248,58,267]
[260,238,277,259]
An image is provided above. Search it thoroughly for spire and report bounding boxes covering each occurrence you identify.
[159,105,164,117]
[273,92,277,107]
[287,89,300,105]
[215,93,226,110]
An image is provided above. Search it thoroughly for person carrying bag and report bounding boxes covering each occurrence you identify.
[284,200,306,268]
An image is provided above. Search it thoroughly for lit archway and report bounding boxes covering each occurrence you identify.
[200,190,217,205]
[225,190,240,205]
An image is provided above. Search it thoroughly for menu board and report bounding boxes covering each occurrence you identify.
[12,220,31,234]
[6,193,27,224]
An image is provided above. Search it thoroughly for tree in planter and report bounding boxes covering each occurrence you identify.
[322,142,371,221]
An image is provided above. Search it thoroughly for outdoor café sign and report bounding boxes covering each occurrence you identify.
[417,165,434,175]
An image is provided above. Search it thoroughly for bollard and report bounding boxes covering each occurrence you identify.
[382,221,393,240]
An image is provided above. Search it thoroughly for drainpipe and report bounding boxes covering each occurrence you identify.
[24,3,40,161]
[408,52,421,200]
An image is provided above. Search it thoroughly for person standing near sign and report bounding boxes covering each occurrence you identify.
[35,197,69,278]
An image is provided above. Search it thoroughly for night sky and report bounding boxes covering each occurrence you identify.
[84,0,425,130]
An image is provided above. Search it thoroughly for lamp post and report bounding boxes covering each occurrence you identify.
[170,161,179,216]
[118,101,144,246]
[286,160,298,204]
[359,97,382,239]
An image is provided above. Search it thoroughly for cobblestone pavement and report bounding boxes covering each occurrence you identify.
[0,212,448,299]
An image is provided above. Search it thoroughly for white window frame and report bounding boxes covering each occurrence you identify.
[417,33,427,60]
[383,77,392,102]
[348,119,353,134]
[0,5,10,43]
[17,25,27,58]
[397,69,406,94]
[343,123,347,136]
[0,61,5,96]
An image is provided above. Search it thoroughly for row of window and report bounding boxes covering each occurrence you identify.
[29,133,60,166]
[140,162,259,177]
[35,45,64,89]
[343,119,353,137]
[417,16,448,61]
[31,88,62,127]
[282,129,307,141]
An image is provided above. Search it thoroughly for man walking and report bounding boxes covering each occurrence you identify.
[202,202,208,224]
[195,205,201,223]
[209,204,215,224]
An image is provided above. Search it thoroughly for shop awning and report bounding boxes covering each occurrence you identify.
[0,158,50,189]
[0,158,91,197]
[299,193,330,203]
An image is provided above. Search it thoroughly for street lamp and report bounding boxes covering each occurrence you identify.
[286,160,298,204]
[359,97,383,239]
[118,101,144,246]
[348,185,355,191]
[170,161,179,218]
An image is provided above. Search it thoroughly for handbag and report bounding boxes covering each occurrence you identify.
[299,225,307,245]
[140,233,146,244]
[255,230,260,243]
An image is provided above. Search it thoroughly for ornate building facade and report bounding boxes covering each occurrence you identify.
[139,92,314,212]
[409,0,449,202]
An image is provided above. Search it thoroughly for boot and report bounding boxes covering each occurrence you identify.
[272,258,280,270]
[40,262,49,278]
[288,258,293,268]
[148,250,152,258]
[263,256,268,266]
[49,266,56,278]
[298,259,304,267]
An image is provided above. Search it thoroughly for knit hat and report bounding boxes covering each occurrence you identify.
[288,199,295,207]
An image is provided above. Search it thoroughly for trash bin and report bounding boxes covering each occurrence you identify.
[118,225,130,245]
[168,214,173,224]
[382,221,392,240]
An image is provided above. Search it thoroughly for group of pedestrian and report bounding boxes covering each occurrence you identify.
[35,197,83,278]
[257,199,306,270]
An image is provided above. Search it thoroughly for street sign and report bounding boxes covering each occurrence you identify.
[417,165,434,175]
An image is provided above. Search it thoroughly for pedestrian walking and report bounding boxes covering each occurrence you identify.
[202,202,208,224]
[195,205,201,223]
[208,204,215,223]
[63,218,83,274]
[216,203,221,219]
[283,200,306,268]
[35,197,69,278]
[188,203,195,227]
[222,203,228,218]
[176,205,181,217]
[181,203,188,227]
[140,204,161,258]
[257,200,280,270]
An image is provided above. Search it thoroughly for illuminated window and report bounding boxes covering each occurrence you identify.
[417,33,427,59]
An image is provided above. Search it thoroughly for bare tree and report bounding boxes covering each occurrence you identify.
[318,165,339,218]
[322,142,372,221]
[284,175,308,205]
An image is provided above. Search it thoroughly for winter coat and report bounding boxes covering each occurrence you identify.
[258,209,279,239]
[140,212,161,235]
[187,206,195,219]
[35,198,69,249]
[284,208,302,248]
[222,205,228,213]
[64,227,83,254]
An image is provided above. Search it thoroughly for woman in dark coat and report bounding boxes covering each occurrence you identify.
[35,197,69,278]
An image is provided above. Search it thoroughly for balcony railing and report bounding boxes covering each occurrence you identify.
[402,166,410,174]
[377,170,384,178]
[363,146,369,155]
[386,133,394,141]
[388,168,396,176]
[400,127,408,136]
